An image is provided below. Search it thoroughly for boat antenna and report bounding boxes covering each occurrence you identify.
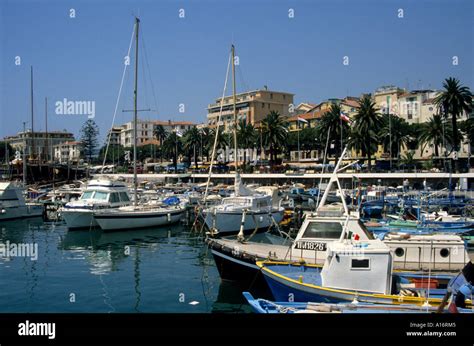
[315,126,331,210]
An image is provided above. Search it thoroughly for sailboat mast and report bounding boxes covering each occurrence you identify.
[30,66,35,161]
[45,97,48,163]
[133,17,140,206]
[231,45,238,174]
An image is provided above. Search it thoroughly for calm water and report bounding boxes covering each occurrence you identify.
[0,217,252,313]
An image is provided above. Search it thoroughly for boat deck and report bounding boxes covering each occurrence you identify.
[208,237,325,264]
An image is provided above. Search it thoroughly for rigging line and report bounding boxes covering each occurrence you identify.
[140,36,149,112]
[203,51,232,201]
[141,29,160,117]
[101,22,136,172]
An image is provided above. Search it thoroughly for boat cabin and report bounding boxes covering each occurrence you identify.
[322,239,393,295]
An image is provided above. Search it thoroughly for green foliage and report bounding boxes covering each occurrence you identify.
[261,110,288,167]
[80,119,99,163]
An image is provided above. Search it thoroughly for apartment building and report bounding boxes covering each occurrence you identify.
[207,88,294,131]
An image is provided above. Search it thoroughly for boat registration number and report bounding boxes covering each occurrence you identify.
[294,241,327,251]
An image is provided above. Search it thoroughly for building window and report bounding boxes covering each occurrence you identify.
[270,93,273,99]
[262,103,265,108]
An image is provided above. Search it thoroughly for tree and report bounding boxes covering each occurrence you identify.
[461,118,474,148]
[261,110,288,169]
[154,125,168,163]
[380,114,412,160]
[162,132,183,172]
[98,144,126,165]
[315,103,349,163]
[237,119,257,170]
[80,119,99,163]
[352,94,383,171]
[183,127,201,169]
[401,151,416,172]
[419,114,453,158]
[0,141,13,164]
[154,125,168,145]
[434,77,473,172]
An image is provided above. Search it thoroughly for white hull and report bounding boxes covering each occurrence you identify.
[61,209,98,229]
[94,207,184,231]
[204,208,284,234]
[0,204,43,221]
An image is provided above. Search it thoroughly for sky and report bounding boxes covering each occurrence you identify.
[0,0,473,142]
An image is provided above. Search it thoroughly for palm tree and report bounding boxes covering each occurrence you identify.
[401,151,416,172]
[316,103,349,163]
[261,111,288,169]
[380,114,412,160]
[419,114,453,158]
[434,77,473,172]
[352,94,383,171]
[183,127,201,169]
[153,125,168,163]
[162,132,183,172]
[205,128,229,164]
[237,119,257,170]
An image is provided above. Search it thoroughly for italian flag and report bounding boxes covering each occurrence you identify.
[347,231,360,241]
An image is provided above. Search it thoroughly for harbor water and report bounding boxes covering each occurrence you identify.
[0,217,252,313]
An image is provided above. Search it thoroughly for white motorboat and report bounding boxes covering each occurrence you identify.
[59,179,132,229]
[0,182,43,221]
[93,204,185,231]
[203,181,284,235]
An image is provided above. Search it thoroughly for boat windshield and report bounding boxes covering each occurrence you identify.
[301,221,342,239]
[94,191,109,201]
[81,191,94,200]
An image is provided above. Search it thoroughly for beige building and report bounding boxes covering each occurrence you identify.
[373,86,406,116]
[207,88,294,131]
[153,120,196,134]
[53,141,82,163]
[4,130,75,162]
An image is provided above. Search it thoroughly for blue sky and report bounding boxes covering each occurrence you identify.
[1,0,473,142]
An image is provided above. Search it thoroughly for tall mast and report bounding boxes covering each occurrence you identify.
[231,45,238,183]
[23,121,27,186]
[133,17,140,206]
[45,97,48,163]
[30,66,35,160]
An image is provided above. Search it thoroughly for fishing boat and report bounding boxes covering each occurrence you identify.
[201,45,283,236]
[0,182,43,221]
[91,17,185,231]
[207,147,470,286]
[59,179,132,229]
[242,292,473,314]
[257,238,473,307]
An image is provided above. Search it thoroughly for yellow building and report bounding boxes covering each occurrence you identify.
[207,88,294,131]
